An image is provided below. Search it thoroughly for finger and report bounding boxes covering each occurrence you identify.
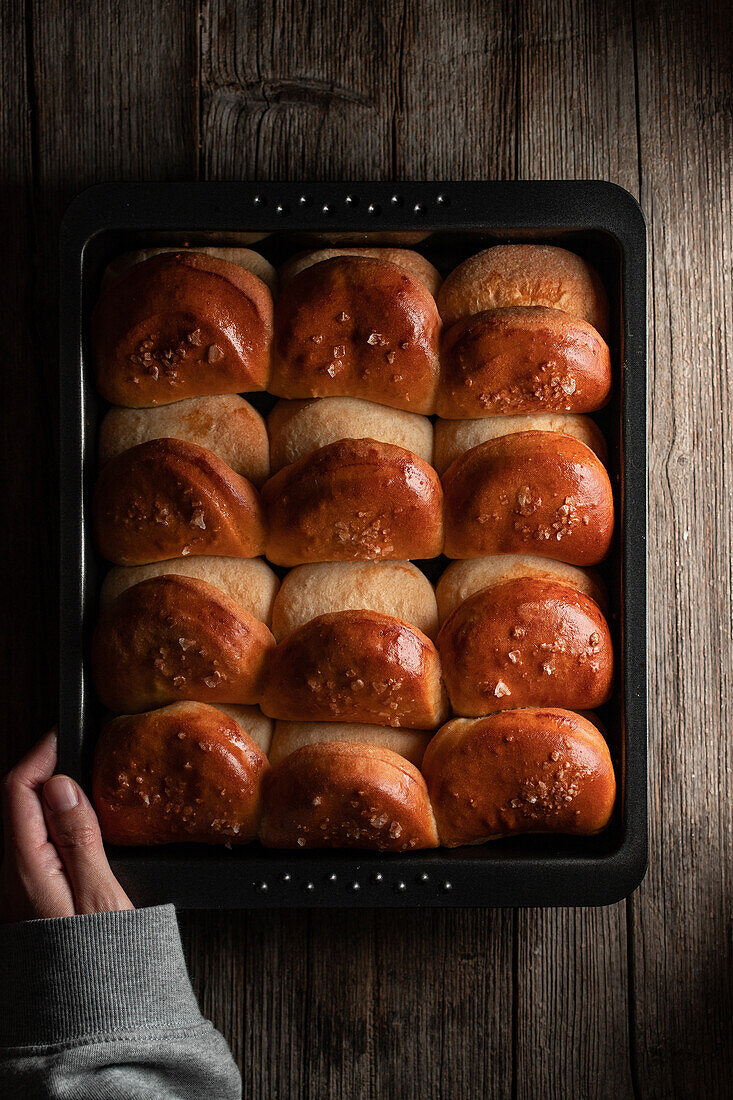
[42,776,133,915]
[1,729,76,921]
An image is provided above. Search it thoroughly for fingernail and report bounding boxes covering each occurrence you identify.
[44,776,79,812]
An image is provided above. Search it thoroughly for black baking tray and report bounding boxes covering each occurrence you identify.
[59,181,647,908]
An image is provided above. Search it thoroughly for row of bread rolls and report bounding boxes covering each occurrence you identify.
[93,413,614,568]
[92,244,611,417]
[92,556,613,722]
[92,701,616,850]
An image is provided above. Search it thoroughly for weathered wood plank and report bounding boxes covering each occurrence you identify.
[0,1,48,775]
[201,0,399,180]
[631,0,733,1094]
[513,2,638,1096]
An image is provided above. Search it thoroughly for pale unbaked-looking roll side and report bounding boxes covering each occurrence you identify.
[278,248,441,297]
[268,721,431,767]
[433,413,607,474]
[216,705,274,755]
[270,561,439,641]
[267,397,434,472]
[436,554,607,622]
[99,394,270,485]
[100,556,279,626]
[436,244,609,336]
[102,247,277,293]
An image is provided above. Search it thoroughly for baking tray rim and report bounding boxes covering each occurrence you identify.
[58,179,647,909]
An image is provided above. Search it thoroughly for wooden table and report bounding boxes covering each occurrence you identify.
[2,2,730,1095]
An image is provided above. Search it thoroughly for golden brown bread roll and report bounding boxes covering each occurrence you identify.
[262,438,444,566]
[437,245,609,336]
[442,430,614,565]
[422,709,616,846]
[99,395,270,485]
[100,556,279,626]
[271,561,439,641]
[102,247,277,293]
[278,248,441,297]
[92,702,269,845]
[269,720,431,767]
[92,251,272,406]
[259,742,438,851]
[436,577,613,714]
[437,306,611,417]
[260,610,449,729]
[92,575,275,713]
[94,438,265,566]
[436,554,607,622]
[267,397,433,472]
[270,257,441,413]
[433,412,607,474]
[213,705,273,754]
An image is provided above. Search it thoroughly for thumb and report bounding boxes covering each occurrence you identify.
[42,776,133,916]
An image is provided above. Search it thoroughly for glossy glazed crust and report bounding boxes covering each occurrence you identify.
[260,610,449,729]
[92,251,273,406]
[442,430,614,565]
[94,437,265,565]
[436,245,610,336]
[422,709,616,846]
[92,702,269,845]
[91,575,275,713]
[262,438,444,566]
[278,248,442,297]
[436,577,614,714]
[270,561,439,641]
[270,257,441,413]
[437,306,611,417]
[259,742,439,851]
[99,394,270,485]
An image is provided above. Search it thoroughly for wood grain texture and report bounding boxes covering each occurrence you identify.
[631,0,733,1095]
[1,0,731,1096]
[513,3,637,1096]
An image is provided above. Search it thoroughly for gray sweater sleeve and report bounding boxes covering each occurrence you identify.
[0,905,241,1100]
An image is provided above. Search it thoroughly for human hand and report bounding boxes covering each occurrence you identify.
[0,729,133,922]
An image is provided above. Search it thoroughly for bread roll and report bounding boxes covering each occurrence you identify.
[92,702,269,845]
[437,245,609,336]
[269,721,431,767]
[99,395,270,485]
[102,247,277,293]
[92,251,272,406]
[215,705,273,754]
[436,577,613,714]
[422,709,616,846]
[267,397,433,472]
[442,431,614,565]
[433,413,607,474]
[94,438,265,565]
[437,306,612,417]
[260,610,449,729]
[100,556,279,625]
[279,248,441,297]
[271,561,438,641]
[259,742,438,851]
[263,438,444,566]
[92,575,275,713]
[271,257,441,413]
[436,555,607,622]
